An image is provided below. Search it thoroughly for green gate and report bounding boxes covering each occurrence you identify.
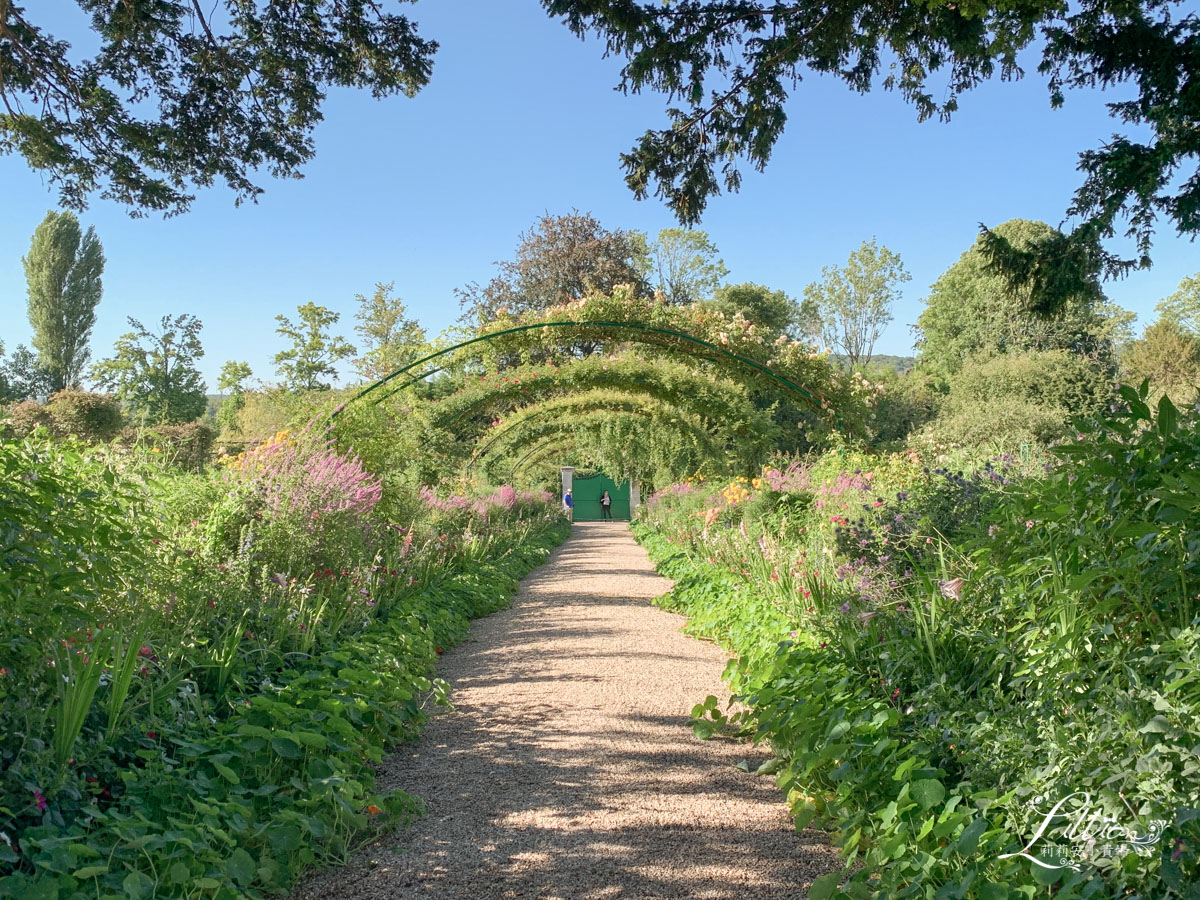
[571,473,630,521]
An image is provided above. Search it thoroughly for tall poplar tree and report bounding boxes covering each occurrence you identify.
[23,210,104,392]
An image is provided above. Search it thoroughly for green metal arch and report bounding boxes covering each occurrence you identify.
[469,397,720,479]
[468,395,716,471]
[329,320,833,423]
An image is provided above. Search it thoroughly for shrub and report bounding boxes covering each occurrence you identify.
[916,350,1114,451]
[870,372,941,444]
[3,400,52,437]
[147,422,216,471]
[950,349,1113,417]
[916,394,1070,449]
[44,389,125,442]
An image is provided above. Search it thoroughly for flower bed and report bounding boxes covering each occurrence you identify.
[634,387,1200,898]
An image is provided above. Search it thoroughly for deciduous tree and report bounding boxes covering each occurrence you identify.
[216,360,254,434]
[353,283,428,380]
[634,228,728,305]
[0,343,52,402]
[456,211,648,327]
[273,302,356,391]
[91,315,208,424]
[707,282,808,338]
[1155,273,1200,335]
[915,220,1132,380]
[23,210,104,392]
[803,239,908,370]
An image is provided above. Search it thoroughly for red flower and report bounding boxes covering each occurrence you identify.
[146,731,157,739]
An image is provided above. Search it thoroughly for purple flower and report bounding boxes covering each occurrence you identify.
[33,790,46,812]
[839,601,851,614]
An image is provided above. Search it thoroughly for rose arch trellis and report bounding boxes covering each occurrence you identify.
[326,300,853,482]
[464,391,731,480]
[330,320,843,425]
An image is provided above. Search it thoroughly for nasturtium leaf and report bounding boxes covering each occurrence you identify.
[271,736,303,759]
[955,817,988,856]
[213,763,240,784]
[269,825,303,853]
[808,871,842,900]
[911,779,946,811]
[71,865,109,879]
[1029,858,1064,886]
[226,847,257,885]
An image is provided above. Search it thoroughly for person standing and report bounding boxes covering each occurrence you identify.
[562,489,573,522]
[600,490,612,521]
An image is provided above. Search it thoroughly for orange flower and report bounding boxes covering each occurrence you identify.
[366,804,382,816]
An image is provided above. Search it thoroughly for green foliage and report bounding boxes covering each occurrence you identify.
[455,210,649,329]
[633,227,728,304]
[119,422,217,471]
[3,1,436,215]
[551,1,1200,284]
[870,372,941,444]
[274,302,357,391]
[215,360,254,436]
[90,314,208,424]
[707,282,805,338]
[634,402,1200,897]
[22,210,103,392]
[43,389,124,442]
[353,282,429,380]
[918,350,1115,451]
[1155,272,1200,335]
[915,220,1130,379]
[3,399,53,437]
[803,239,909,369]
[0,343,53,402]
[1122,317,1200,406]
[0,428,566,898]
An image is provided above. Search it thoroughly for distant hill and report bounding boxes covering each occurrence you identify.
[830,354,916,374]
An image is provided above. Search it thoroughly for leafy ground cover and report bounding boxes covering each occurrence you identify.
[0,427,566,898]
[635,385,1200,898]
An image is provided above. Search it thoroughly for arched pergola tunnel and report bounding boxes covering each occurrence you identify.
[326,296,855,489]
[468,393,736,487]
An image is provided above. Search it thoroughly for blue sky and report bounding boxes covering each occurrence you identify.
[2,0,1197,389]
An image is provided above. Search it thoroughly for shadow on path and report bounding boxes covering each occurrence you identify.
[292,522,839,900]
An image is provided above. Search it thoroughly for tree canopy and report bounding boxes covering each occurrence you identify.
[633,228,728,305]
[353,282,428,380]
[7,1,1197,286]
[803,239,908,370]
[23,210,104,392]
[548,0,1200,283]
[1,1,435,215]
[456,211,648,327]
[90,314,208,424]
[915,220,1132,379]
[274,302,356,391]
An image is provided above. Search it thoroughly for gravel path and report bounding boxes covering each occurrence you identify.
[293,522,839,899]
